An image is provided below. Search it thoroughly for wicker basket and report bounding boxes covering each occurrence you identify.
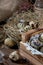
[3,11,42,43]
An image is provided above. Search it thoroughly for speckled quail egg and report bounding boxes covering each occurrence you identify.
[4,38,15,47]
[39,46,43,53]
[24,25,31,31]
[17,19,25,29]
[30,34,41,49]
[29,21,35,29]
[9,51,20,61]
[30,39,41,49]
[39,33,43,42]
[29,21,34,26]
[17,23,24,29]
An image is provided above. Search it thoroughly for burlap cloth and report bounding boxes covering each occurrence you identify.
[0,0,32,22]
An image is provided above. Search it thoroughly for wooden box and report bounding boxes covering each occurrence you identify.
[20,42,43,65]
[19,29,43,65]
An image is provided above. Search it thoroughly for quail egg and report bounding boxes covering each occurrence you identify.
[4,38,15,47]
[9,51,20,61]
[39,33,43,42]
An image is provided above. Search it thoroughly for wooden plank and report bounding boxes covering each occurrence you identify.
[20,49,43,65]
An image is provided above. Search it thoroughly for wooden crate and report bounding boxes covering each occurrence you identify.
[19,42,43,65]
[19,29,43,65]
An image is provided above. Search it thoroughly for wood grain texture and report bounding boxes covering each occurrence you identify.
[20,42,43,65]
[0,44,33,65]
[22,28,43,42]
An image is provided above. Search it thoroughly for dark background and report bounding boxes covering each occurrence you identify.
[29,0,36,4]
[0,0,36,25]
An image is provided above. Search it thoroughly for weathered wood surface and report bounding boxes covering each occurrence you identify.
[0,44,33,65]
[20,42,43,65]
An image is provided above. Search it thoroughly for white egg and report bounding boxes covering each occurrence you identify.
[40,34,43,40]
[20,19,25,23]
[40,47,43,53]
[9,51,20,61]
[4,38,15,47]
[24,25,31,31]
[29,21,34,26]
[17,23,23,29]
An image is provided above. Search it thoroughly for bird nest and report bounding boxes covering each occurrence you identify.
[0,26,6,42]
[4,10,40,43]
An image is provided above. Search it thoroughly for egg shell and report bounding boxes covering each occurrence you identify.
[4,38,15,47]
[40,34,43,40]
[29,21,34,26]
[9,51,20,61]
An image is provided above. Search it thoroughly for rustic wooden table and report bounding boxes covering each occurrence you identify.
[0,44,33,65]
